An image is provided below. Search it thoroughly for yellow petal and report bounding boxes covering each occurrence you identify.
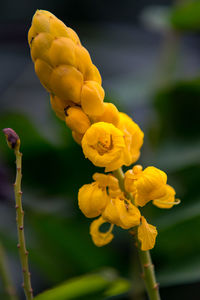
[153,184,176,209]
[90,217,114,247]
[117,113,144,166]
[138,217,158,251]
[92,172,119,190]
[103,197,141,229]
[134,166,168,207]
[78,182,109,218]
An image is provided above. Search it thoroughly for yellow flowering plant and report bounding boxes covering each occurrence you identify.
[26,9,181,300]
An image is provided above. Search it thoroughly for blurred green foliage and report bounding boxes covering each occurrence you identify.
[170,0,200,31]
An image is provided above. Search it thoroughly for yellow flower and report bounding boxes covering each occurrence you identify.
[90,217,114,247]
[125,166,167,207]
[102,197,141,229]
[138,217,157,251]
[117,113,144,166]
[82,122,126,172]
[65,106,91,135]
[28,10,104,119]
[153,184,176,209]
[78,182,109,218]
[91,103,120,126]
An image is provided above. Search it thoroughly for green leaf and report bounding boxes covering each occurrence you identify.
[170,1,200,31]
[104,278,131,297]
[34,270,130,300]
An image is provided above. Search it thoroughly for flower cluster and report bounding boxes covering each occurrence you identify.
[28,10,179,251]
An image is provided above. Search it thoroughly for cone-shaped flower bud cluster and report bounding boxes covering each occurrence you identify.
[28,10,104,122]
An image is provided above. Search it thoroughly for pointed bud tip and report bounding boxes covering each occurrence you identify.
[2,128,20,150]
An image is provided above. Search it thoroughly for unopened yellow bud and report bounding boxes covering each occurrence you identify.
[50,65,83,104]
[138,217,157,251]
[85,64,102,84]
[103,197,141,230]
[118,113,144,166]
[78,182,109,218]
[82,122,126,172]
[75,46,93,78]
[34,59,53,92]
[90,217,114,247]
[72,131,84,145]
[81,81,105,117]
[50,95,75,121]
[31,32,53,63]
[49,37,76,67]
[65,107,91,135]
[91,103,120,126]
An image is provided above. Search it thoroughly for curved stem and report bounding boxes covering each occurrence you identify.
[14,148,33,300]
[113,167,161,300]
[0,242,18,300]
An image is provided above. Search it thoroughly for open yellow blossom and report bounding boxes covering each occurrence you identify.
[65,106,91,135]
[82,122,126,172]
[138,217,158,251]
[125,166,167,207]
[90,217,114,247]
[102,197,141,229]
[28,10,105,119]
[78,182,109,218]
[91,103,120,127]
[153,184,176,209]
[117,113,144,166]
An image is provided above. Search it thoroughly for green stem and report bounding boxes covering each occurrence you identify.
[112,168,135,204]
[137,248,160,300]
[0,242,18,300]
[113,167,161,300]
[14,148,33,300]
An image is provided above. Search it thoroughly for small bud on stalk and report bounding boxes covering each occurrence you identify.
[3,128,20,151]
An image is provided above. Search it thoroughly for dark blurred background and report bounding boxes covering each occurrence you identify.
[0,0,200,299]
